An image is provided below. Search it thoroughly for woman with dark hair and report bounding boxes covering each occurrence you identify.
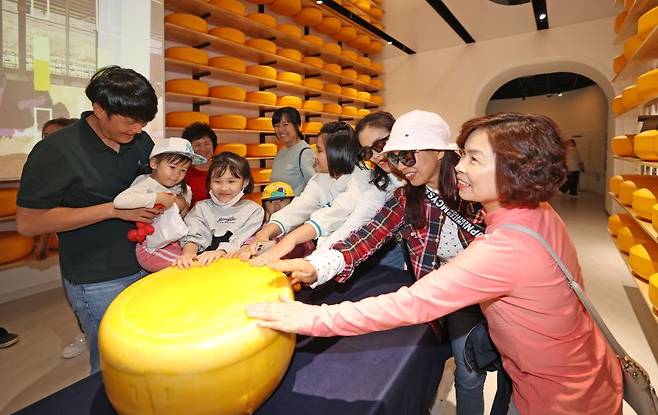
[270,107,315,195]
[182,122,218,207]
[248,113,623,415]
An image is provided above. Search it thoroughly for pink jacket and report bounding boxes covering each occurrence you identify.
[297,204,622,415]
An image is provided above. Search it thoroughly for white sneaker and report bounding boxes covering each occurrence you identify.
[62,333,87,359]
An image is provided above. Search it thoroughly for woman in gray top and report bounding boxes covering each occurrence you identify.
[270,107,315,195]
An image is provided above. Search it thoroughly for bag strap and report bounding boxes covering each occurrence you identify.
[498,223,628,359]
[424,186,485,237]
[298,146,311,181]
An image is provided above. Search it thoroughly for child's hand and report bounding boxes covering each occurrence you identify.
[197,249,226,266]
[227,245,253,261]
[155,192,176,209]
[250,239,295,267]
[175,253,197,269]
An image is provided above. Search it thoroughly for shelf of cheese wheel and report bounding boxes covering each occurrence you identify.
[251,168,272,184]
[165,46,209,65]
[165,13,209,33]
[246,90,277,105]
[632,185,658,220]
[613,53,627,74]
[636,69,658,102]
[209,85,247,101]
[247,12,277,28]
[277,95,302,108]
[303,121,323,134]
[634,130,658,160]
[622,84,641,110]
[0,188,18,217]
[638,5,658,40]
[247,117,275,131]
[98,259,295,415]
[609,175,658,244]
[209,27,247,44]
[609,213,636,236]
[0,232,34,265]
[629,241,658,280]
[618,223,650,253]
[612,95,625,116]
[209,56,247,73]
[210,114,247,130]
[215,143,247,157]
[165,79,209,97]
[611,134,635,157]
[166,111,210,128]
[246,143,278,157]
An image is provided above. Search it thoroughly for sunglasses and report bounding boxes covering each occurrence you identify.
[359,135,389,160]
[387,150,421,167]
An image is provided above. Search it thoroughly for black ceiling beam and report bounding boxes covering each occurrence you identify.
[424,0,475,44]
[320,0,415,55]
[531,0,549,30]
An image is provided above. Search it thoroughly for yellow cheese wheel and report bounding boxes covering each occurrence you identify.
[341,86,357,97]
[370,78,384,89]
[278,48,303,61]
[636,69,658,101]
[619,180,640,205]
[316,17,342,35]
[371,62,383,72]
[623,35,642,59]
[210,115,247,130]
[215,143,247,156]
[165,13,209,33]
[324,103,342,114]
[618,225,650,253]
[302,56,324,68]
[615,11,628,33]
[342,106,358,117]
[348,34,370,50]
[302,100,323,112]
[244,192,263,205]
[355,0,371,12]
[324,63,342,74]
[277,71,303,85]
[638,6,658,39]
[277,95,302,108]
[622,84,641,109]
[270,0,302,16]
[166,112,209,128]
[324,83,342,94]
[293,7,323,26]
[357,91,371,101]
[165,79,209,97]
[208,0,247,16]
[165,47,208,65]
[209,86,246,101]
[247,0,275,3]
[333,26,357,42]
[302,78,324,90]
[371,95,384,105]
[303,121,323,134]
[303,35,324,47]
[209,56,246,73]
[357,108,370,117]
[369,6,383,19]
[610,175,624,196]
[612,95,625,116]
[649,273,658,310]
[251,168,272,183]
[246,38,277,54]
[341,50,358,61]
[365,40,383,55]
[652,204,658,232]
[634,130,658,160]
[324,42,342,54]
[0,189,18,217]
[357,56,371,67]
[608,213,634,236]
[357,74,371,84]
[277,24,303,38]
[99,259,294,415]
[247,13,277,28]
[629,243,658,280]
[247,117,275,131]
[246,65,277,79]
[246,143,278,157]
[611,135,634,157]
[633,188,658,220]
[246,91,277,105]
[0,232,33,264]
[613,54,627,74]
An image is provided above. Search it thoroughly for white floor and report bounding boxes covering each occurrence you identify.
[0,192,656,415]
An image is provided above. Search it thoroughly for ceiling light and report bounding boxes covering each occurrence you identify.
[387,41,393,45]
[558,92,563,97]
[539,13,546,20]
[316,0,323,4]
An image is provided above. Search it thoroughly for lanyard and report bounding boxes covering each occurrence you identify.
[424,186,484,237]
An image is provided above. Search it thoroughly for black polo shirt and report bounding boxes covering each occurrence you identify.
[17,111,154,284]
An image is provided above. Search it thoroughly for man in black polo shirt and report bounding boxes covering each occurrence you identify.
[16,66,162,374]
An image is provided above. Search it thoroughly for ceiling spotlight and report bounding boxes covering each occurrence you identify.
[539,13,546,20]
[387,41,393,45]
[316,0,323,4]
[558,92,563,97]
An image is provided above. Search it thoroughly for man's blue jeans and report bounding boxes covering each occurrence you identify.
[63,270,148,374]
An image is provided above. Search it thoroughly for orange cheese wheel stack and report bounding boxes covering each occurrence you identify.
[209,56,246,73]
[246,143,278,157]
[247,13,277,28]
[303,78,324,90]
[165,13,208,33]
[246,38,277,54]
[210,115,247,130]
[316,17,341,35]
[247,117,274,131]
[209,27,246,44]
[166,112,209,128]
[208,0,246,16]
[610,135,634,157]
[617,224,650,253]
[209,86,246,101]
[165,79,209,97]
[634,130,658,161]
[324,43,342,54]
[303,121,323,134]
[293,7,323,26]
[165,47,208,65]
[246,91,277,105]
[278,48,303,62]
[270,0,303,16]
[215,143,247,157]
[608,213,634,236]
[277,24,302,38]
[246,65,277,79]
[277,96,302,108]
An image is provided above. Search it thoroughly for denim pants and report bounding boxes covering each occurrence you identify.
[446,304,487,415]
[366,238,406,270]
[63,270,148,374]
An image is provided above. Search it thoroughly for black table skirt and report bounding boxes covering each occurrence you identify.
[15,266,451,415]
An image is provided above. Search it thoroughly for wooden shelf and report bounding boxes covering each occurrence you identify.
[166,126,319,137]
[245,156,274,161]
[613,24,658,82]
[615,0,658,43]
[0,215,15,223]
[611,195,658,244]
[165,58,381,108]
[0,250,59,272]
[305,0,387,45]
[163,0,383,76]
[614,155,658,168]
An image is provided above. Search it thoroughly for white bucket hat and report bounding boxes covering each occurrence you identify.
[150,137,207,165]
[383,110,455,153]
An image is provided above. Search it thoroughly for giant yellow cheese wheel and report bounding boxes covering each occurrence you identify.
[303,121,322,134]
[637,69,658,101]
[246,65,277,79]
[302,56,324,69]
[355,0,371,12]
[277,24,302,38]
[246,91,277,105]
[611,135,634,157]
[251,168,272,183]
[293,7,323,26]
[324,103,342,114]
[165,79,209,97]
[333,25,357,42]
[619,180,641,205]
[246,143,278,157]
[302,100,323,112]
[371,95,384,105]
[612,95,625,116]
[278,48,303,62]
[370,78,384,89]
[615,11,628,33]
[610,175,625,196]
[638,6,658,39]
[324,42,342,54]
[358,108,370,117]
[371,62,383,72]
[634,130,658,160]
[99,259,294,415]
[165,47,209,65]
[341,50,358,61]
[302,78,324,90]
[277,95,302,108]
[277,72,303,85]
[215,143,247,156]
[247,13,277,28]
[247,117,274,131]
[209,56,246,73]
[608,213,634,236]
[166,112,209,128]
[357,91,371,101]
[165,13,208,33]
[357,73,371,84]
[210,115,247,130]
[209,0,246,15]
[348,34,370,50]
[209,27,246,44]
[629,243,658,280]
[613,54,627,74]
[342,106,358,117]
[316,17,341,35]
[270,0,302,16]
[324,63,342,74]
[246,38,277,54]
[303,35,324,47]
[357,55,371,67]
[0,232,33,264]
[623,35,642,59]
[209,86,246,101]
[0,189,18,217]
[633,188,658,220]
[365,40,383,55]
[622,84,641,109]
[341,86,357,97]
[649,273,658,310]
[369,6,383,19]
[618,225,650,253]
[324,83,342,94]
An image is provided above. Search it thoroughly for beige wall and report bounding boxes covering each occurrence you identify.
[486,85,608,194]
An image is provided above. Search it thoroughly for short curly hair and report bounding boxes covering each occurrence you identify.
[456,113,567,208]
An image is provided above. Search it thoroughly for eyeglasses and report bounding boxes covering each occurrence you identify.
[387,150,421,167]
[359,135,389,160]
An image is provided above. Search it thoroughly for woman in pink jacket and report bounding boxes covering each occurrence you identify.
[247,113,623,415]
